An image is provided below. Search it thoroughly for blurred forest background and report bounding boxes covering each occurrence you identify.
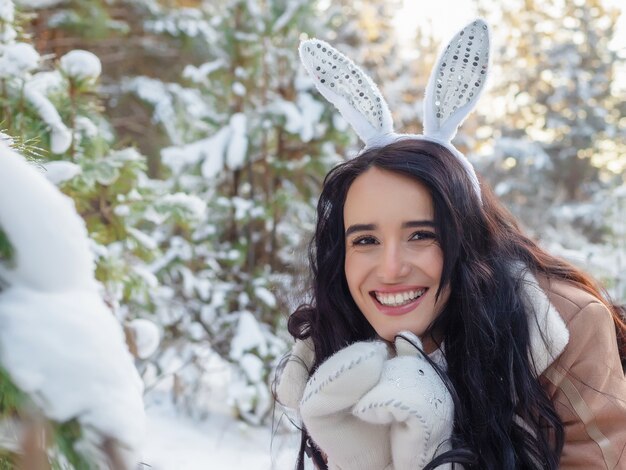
[0,0,624,464]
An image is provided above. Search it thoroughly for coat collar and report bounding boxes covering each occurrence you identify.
[516,265,570,376]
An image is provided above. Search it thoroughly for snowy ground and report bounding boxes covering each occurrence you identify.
[141,404,301,470]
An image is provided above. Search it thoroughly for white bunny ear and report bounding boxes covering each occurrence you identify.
[423,19,490,142]
[299,39,394,147]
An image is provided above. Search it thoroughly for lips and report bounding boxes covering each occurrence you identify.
[370,287,429,316]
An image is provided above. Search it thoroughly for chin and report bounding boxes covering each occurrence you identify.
[375,325,422,343]
[375,330,395,342]
[374,310,439,339]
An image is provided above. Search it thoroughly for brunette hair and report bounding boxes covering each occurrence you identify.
[286,139,626,469]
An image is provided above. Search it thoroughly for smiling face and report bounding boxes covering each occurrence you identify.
[343,167,449,348]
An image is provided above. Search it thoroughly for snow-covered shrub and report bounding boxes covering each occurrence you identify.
[0,140,144,468]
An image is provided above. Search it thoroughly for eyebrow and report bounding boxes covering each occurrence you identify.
[344,220,435,237]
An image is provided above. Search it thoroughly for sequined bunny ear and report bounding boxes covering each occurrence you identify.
[299,39,394,148]
[423,19,490,142]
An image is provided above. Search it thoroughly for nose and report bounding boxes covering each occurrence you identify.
[377,243,410,283]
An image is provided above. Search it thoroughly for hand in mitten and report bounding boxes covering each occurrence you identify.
[299,341,393,470]
[354,332,454,469]
[276,338,316,410]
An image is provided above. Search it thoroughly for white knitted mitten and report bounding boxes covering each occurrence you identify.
[276,338,316,410]
[299,341,393,470]
[354,332,454,469]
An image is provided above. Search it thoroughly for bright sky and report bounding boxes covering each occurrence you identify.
[393,0,626,54]
[393,0,476,44]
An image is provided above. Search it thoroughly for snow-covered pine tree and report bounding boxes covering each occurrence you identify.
[474,0,626,301]
[0,138,146,469]
[0,0,160,468]
[109,0,341,424]
[0,1,197,464]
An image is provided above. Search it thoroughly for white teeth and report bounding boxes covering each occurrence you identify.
[375,289,426,307]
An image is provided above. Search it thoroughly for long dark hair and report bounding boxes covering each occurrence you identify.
[286,139,626,469]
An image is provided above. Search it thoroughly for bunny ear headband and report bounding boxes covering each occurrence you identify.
[299,18,490,201]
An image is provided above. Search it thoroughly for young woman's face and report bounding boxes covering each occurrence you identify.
[343,167,449,347]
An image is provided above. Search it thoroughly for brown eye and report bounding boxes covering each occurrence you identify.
[352,236,378,246]
[409,231,437,242]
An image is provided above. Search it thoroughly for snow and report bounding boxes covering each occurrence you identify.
[128,318,161,359]
[127,226,159,250]
[273,99,302,134]
[145,8,215,41]
[0,0,14,22]
[0,288,145,460]
[0,42,39,77]
[182,58,225,86]
[0,143,92,290]
[161,114,249,177]
[124,77,181,144]
[59,49,102,80]
[161,133,223,177]
[230,311,268,360]
[240,352,265,382]
[27,70,64,93]
[142,403,301,470]
[0,141,144,464]
[272,93,324,142]
[41,160,81,185]
[158,192,207,222]
[297,92,324,142]
[124,76,217,145]
[255,285,277,309]
[0,1,15,43]
[232,81,247,96]
[49,124,73,154]
[132,266,159,290]
[75,115,100,138]
[226,113,248,170]
[23,84,72,154]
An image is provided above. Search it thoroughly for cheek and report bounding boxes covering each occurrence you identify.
[420,246,444,280]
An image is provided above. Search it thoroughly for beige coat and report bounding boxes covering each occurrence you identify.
[532,275,626,469]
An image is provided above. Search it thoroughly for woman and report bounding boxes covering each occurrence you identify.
[276,19,626,469]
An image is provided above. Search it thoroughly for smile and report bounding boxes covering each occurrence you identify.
[373,288,426,307]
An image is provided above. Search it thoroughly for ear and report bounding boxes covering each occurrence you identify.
[299,39,394,147]
[423,19,490,142]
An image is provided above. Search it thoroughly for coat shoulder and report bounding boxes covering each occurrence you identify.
[536,276,607,326]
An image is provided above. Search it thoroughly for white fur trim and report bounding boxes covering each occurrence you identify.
[360,134,481,201]
[517,268,570,376]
